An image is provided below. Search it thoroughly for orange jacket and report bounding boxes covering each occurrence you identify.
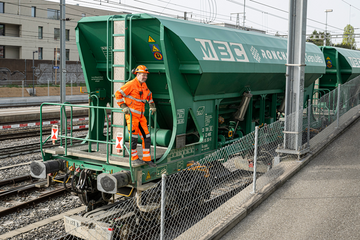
[115,77,153,118]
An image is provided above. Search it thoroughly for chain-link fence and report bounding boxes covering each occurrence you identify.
[53,76,360,240]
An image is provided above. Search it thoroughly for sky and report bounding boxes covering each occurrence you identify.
[51,0,360,45]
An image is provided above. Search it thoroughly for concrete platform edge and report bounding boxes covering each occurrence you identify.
[201,110,360,240]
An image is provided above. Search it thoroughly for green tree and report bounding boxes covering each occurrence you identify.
[334,43,352,49]
[341,24,356,49]
[307,30,330,46]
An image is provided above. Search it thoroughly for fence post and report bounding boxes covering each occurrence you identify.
[22,80,24,98]
[48,80,50,96]
[337,84,341,128]
[160,173,166,240]
[71,78,73,95]
[252,126,259,194]
[307,99,311,148]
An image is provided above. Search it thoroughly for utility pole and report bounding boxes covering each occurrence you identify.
[183,12,192,20]
[60,0,66,131]
[243,0,246,28]
[277,0,309,158]
[324,9,333,46]
[231,13,242,29]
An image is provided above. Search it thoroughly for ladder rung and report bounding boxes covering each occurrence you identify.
[113,64,125,67]
[111,124,125,128]
[113,34,125,37]
[113,49,125,52]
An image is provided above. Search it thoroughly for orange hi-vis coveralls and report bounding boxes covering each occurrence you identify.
[115,77,154,161]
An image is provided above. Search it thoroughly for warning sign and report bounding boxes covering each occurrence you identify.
[51,125,58,145]
[115,132,123,153]
[51,126,58,140]
[115,137,122,149]
[146,171,151,180]
[152,45,160,52]
[148,36,155,42]
[149,44,161,52]
[154,52,163,61]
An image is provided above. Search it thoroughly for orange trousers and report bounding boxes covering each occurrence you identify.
[125,115,151,161]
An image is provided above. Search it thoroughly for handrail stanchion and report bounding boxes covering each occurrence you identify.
[129,112,134,183]
[105,108,110,164]
[122,113,126,157]
[70,106,73,145]
[148,109,152,158]
[91,95,100,152]
[154,111,157,163]
[60,103,68,156]
[40,104,44,158]
[59,105,63,148]
[88,100,92,153]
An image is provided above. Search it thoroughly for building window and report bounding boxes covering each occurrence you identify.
[38,47,43,60]
[0,2,4,14]
[54,28,60,40]
[54,28,70,41]
[66,29,69,41]
[0,46,4,58]
[54,48,59,61]
[0,24,4,36]
[54,48,69,61]
[47,8,60,20]
[31,6,36,17]
[38,26,43,39]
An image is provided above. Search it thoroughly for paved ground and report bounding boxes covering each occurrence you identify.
[221,118,360,240]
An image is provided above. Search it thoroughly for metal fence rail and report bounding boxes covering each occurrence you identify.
[57,76,360,240]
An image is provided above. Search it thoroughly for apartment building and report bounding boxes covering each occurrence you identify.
[0,0,123,61]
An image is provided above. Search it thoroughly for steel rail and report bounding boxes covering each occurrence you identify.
[0,175,34,187]
[0,187,67,217]
[0,137,86,159]
[0,127,89,141]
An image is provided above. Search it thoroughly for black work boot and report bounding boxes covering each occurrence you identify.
[132,159,145,166]
[145,161,157,168]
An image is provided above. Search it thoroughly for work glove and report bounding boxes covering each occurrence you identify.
[149,102,156,115]
[120,103,130,114]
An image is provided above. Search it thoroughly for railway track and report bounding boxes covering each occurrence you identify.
[0,127,88,141]
[0,175,35,187]
[0,187,67,218]
[0,137,86,159]
[0,174,67,217]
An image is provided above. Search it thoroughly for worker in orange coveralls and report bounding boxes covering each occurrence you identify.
[115,65,157,167]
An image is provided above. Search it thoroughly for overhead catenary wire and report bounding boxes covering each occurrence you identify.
[1,1,108,19]
[229,0,344,32]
